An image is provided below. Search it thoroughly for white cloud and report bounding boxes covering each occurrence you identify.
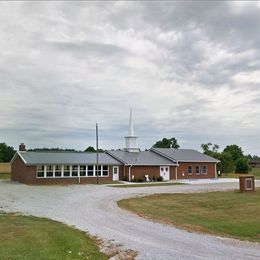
[0,2,259,154]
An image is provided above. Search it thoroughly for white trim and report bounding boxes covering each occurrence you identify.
[10,151,27,164]
[113,166,119,181]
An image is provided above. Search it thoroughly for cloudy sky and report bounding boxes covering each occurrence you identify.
[0,1,260,154]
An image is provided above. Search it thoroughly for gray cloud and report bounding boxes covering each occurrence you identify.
[0,2,259,154]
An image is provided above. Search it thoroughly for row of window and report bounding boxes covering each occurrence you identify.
[36,165,109,178]
[187,165,207,175]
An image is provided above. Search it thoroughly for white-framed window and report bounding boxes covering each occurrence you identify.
[80,165,86,177]
[187,166,193,175]
[37,165,45,178]
[202,165,207,175]
[87,165,94,176]
[196,165,200,175]
[72,165,78,177]
[55,165,62,177]
[102,165,109,176]
[46,165,53,177]
[96,165,102,176]
[64,165,70,177]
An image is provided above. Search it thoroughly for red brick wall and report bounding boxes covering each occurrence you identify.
[11,154,217,184]
[176,162,216,179]
[124,166,160,181]
[11,155,36,184]
[11,155,116,185]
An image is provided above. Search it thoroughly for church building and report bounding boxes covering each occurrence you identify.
[10,110,219,184]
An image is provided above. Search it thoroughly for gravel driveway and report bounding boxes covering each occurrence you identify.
[0,180,260,260]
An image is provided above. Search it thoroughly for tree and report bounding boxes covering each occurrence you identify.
[85,146,96,152]
[0,143,16,162]
[153,137,180,149]
[84,146,104,153]
[223,145,243,162]
[201,143,219,156]
[216,152,235,173]
[235,157,251,173]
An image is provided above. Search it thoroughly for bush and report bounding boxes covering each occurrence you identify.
[235,157,251,173]
[157,176,163,182]
[136,178,144,182]
[122,176,128,181]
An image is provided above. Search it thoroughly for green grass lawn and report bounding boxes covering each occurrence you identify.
[221,167,260,180]
[0,172,10,179]
[118,189,260,242]
[109,182,185,188]
[0,213,107,260]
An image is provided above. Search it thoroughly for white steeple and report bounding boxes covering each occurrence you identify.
[124,108,139,152]
[128,108,135,136]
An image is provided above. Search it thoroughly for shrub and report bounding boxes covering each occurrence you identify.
[136,178,144,182]
[157,176,163,182]
[235,157,251,173]
[122,176,128,181]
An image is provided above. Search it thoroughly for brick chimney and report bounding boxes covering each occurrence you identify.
[19,143,26,151]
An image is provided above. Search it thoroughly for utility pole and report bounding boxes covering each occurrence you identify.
[96,123,99,184]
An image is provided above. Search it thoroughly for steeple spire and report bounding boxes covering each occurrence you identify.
[124,108,139,152]
[128,108,134,136]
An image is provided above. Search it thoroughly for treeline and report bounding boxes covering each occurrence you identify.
[0,143,105,163]
[0,143,16,162]
[201,143,257,174]
[28,148,79,152]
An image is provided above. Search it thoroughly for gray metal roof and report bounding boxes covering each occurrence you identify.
[106,150,176,165]
[151,148,220,163]
[16,151,122,165]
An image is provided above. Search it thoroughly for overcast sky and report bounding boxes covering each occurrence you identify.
[0,1,260,154]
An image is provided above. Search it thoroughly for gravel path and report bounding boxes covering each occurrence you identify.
[0,180,260,259]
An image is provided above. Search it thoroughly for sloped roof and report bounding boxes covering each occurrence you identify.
[14,151,122,165]
[106,150,176,165]
[151,148,220,163]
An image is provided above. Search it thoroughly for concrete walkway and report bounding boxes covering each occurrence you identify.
[0,179,259,259]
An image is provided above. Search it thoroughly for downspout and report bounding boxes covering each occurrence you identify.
[175,161,179,180]
[215,163,217,179]
[128,165,133,181]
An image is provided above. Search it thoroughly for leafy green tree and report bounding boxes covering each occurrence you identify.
[201,143,219,156]
[0,143,16,162]
[223,145,243,162]
[235,157,251,173]
[153,137,180,149]
[216,152,235,173]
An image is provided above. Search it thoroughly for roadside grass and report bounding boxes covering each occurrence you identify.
[0,212,107,260]
[109,182,185,188]
[0,172,10,179]
[221,168,260,180]
[118,189,260,242]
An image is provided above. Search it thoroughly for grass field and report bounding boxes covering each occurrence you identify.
[109,182,184,188]
[0,213,107,260]
[221,167,260,180]
[0,172,10,179]
[0,163,11,173]
[118,189,260,242]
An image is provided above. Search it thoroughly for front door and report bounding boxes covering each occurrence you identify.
[160,166,170,181]
[113,166,119,181]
